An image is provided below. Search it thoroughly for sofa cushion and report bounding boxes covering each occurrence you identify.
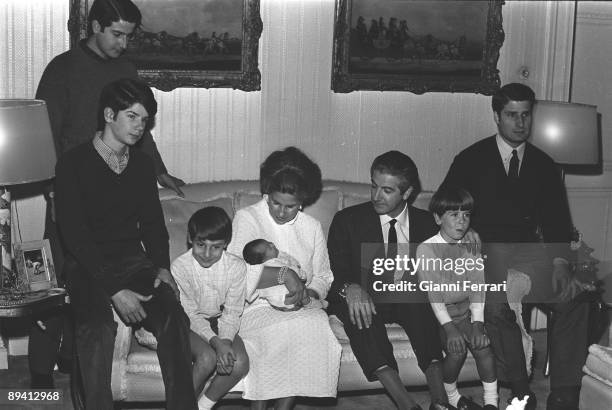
[339,339,418,363]
[127,338,161,374]
[161,196,234,261]
[412,192,433,211]
[584,344,612,387]
[234,190,262,211]
[342,192,370,209]
[134,328,157,351]
[303,189,342,236]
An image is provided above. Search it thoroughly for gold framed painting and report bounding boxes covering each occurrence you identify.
[69,0,262,91]
[332,0,504,94]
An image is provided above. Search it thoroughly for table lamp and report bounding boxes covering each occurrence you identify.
[530,100,602,294]
[0,100,57,291]
[530,100,600,179]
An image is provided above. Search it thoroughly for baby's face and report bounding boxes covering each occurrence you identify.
[261,241,279,261]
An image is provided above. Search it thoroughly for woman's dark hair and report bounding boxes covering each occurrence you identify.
[88,0,142,36]
[491,83,536,115]
[429,184,474,217]
[187,207,232,244]
[96,78,157,131]
[242,239,268,265]
[260,147,322,207]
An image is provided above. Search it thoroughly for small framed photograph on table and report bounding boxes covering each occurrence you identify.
[13,239,57,292]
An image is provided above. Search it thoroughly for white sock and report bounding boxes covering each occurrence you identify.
[482,380,498,406]
[444,381,461,407]
[198,394,216,410]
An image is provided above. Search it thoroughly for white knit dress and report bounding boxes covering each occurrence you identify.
[228,199,341,400]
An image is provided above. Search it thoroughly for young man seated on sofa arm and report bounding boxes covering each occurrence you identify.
[55,78,197,410]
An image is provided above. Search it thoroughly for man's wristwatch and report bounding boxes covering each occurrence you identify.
[338,282,353,299]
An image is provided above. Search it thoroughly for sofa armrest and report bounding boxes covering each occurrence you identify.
[111,309,132,401]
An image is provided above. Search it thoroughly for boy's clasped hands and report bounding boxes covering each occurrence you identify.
[209,336,236,375]
[442,321,490,354]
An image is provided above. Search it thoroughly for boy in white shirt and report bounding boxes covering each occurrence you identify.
[172,207,249,410]
[417,185,498,410]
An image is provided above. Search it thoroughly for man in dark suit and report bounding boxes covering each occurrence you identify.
[443,83,590,410]
[328,151,458,410]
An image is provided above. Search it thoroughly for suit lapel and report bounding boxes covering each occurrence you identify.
[520,143,536,179]
[361,203,385,258]
[487,135,509,180]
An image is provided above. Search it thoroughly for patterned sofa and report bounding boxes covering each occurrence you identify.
[109,180,531,403]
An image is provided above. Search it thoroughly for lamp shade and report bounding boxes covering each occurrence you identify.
[0,99,57,185]
[530,100,598,166]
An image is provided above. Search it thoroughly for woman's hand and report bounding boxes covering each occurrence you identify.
[301,288,319,306]
[283,268,306,306]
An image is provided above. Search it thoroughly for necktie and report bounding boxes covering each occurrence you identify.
[387,219,397,260]
[508,149,519,180]
[383,219,398,283]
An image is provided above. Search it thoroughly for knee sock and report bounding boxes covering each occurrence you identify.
[198,394,216,410]
[444,381,461,407]
[483,380,498,406]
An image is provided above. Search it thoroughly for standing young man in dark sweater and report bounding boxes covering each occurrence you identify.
[55,78,197,410]
[443,83,590,410]
[30,0,185,388]
[37,0,185,192]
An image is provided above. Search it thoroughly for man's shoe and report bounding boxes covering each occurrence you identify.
[456,396,482,410]
[507,393,537,410]
[482,405,498,410]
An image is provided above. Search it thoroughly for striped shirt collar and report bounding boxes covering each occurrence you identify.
[93,133,130,174]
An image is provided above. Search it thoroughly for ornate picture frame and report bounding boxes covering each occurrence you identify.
[331,0,504,94]
[69,0,262,91]
[13,239,57,292]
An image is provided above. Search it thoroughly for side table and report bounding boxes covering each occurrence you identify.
[0,288,66,369]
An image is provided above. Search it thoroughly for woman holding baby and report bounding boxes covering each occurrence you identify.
[228,147,341,410]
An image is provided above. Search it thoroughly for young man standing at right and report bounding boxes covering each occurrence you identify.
[443,83,591,410]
